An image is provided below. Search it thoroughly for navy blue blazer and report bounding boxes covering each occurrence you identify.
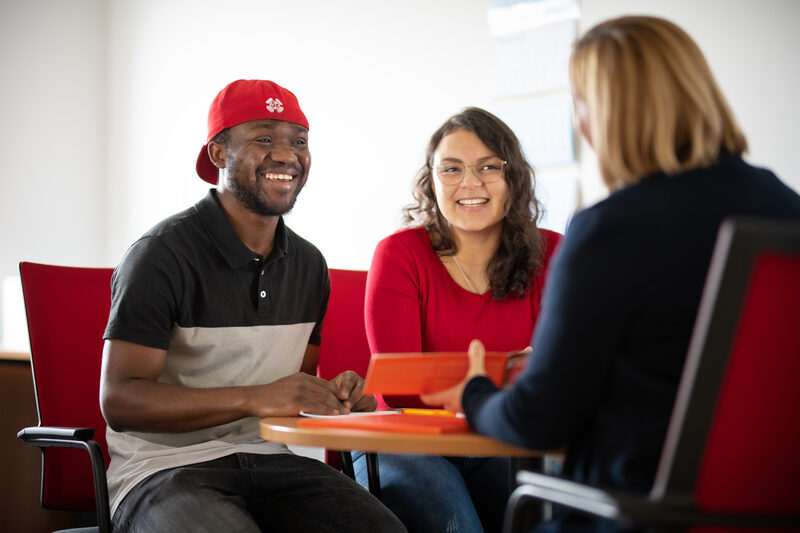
[463,154,800,532]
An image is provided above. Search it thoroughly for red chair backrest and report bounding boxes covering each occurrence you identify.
[653,218,800,516]
[19,262,113,512]
[317,269,370,469]
[695,252,800,512]
[318,269,371,381]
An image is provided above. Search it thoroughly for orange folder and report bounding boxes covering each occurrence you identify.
[297,413,470,434]
[362,351,526,396]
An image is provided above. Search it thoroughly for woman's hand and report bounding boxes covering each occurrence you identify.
[420,339,488,413]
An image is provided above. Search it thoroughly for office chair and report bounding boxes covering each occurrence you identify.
[317,268,381,494]
[504,217,800,533]
[17,262,114,533]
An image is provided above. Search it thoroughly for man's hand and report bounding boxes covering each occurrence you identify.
[253,372,353,417]
[332,370,378,412]
[420,339,488,413]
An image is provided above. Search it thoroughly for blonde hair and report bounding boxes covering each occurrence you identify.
[570,16,748,190]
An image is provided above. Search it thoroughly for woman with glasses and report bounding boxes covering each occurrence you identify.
[352,107,562,533]
[422,17,800,533]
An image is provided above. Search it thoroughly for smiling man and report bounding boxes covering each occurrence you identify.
[99,79,405,532]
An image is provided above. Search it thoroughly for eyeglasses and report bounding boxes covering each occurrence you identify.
[434,158,507,185]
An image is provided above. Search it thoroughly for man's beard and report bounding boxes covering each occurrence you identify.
[226,161,305,217]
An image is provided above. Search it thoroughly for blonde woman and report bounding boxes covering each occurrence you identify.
[424,16,800,532]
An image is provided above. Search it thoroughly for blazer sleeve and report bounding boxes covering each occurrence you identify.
[464,209,632,449]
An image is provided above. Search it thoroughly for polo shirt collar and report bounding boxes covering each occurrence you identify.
[195,190,289,269]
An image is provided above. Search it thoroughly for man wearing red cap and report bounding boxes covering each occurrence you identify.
[99,79,405,532]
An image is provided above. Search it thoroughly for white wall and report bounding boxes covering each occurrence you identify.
[103,0,491,273]
[576,0,800,204]
[0,0,107,269]
[0,0,107,348]
[1,0,799,347]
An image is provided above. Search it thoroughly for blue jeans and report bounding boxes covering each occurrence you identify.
[113,452,407,533]
[352,452,510,533]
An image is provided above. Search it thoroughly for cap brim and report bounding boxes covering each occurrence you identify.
[196,144,219,185]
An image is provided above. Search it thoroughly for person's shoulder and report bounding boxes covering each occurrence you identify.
[727,155,800,201]
[284,225,326,261]
[369,226,434,274]
[567,200,611,233]
[120,204,200,265]
[282,226,329,291]
[717,152,776,178]
[142,204,199,240]
[376,226,430,253]
[536,227,563,265]
[538,227,563,248]
[382,226,428,244]
[557,199,632,258]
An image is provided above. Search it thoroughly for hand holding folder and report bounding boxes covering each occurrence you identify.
[362,346,530,396]
[418,339,501,413]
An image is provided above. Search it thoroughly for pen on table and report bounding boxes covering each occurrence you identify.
[402,408,457,417]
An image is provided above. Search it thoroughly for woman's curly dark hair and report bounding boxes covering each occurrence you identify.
[404,107,545,301]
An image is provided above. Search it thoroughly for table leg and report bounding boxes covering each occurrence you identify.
[338,450,355,480]
[366,452,381,499]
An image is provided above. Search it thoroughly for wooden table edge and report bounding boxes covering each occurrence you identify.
[260,417,542,457]
[0,351,30,361]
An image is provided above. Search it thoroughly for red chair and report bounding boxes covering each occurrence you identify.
[17,262,114,533]
[317,269,380,491]
[16,265,379,527]
[503,217,800,532]
[318,269,372,382]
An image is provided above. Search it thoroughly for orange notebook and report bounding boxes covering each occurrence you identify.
[362,351,528,396]
[297,412,470,434]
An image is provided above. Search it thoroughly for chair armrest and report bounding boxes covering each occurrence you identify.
[505,470,800,533]
[18,426,96,443]
[17,425,112,533]
[506,470,629,530]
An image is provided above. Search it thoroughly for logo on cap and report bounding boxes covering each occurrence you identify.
[265,98,284,113]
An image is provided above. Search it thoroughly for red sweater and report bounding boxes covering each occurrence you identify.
[365,226,562,407]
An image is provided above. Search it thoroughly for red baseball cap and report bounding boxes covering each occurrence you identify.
[195,79,309,184]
